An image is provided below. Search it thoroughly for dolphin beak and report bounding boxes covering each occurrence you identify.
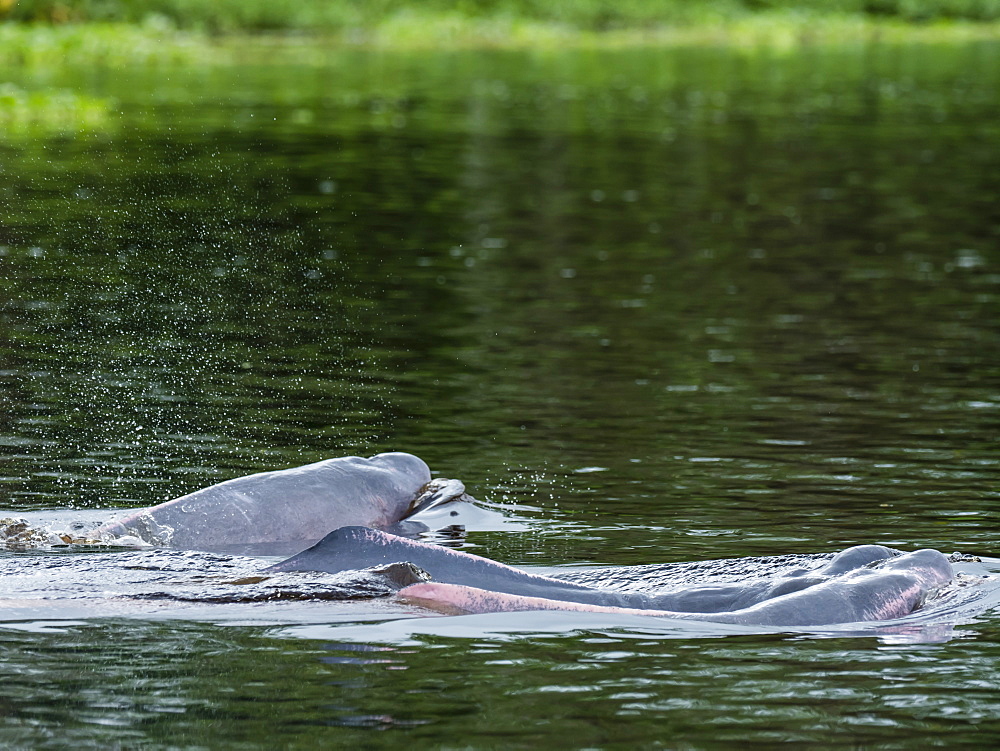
[408,478,469,516]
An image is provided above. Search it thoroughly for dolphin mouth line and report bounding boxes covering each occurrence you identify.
[409,478,469,516]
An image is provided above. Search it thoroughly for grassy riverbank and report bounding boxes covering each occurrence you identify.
[1,2,997,132]
[1,9,999,70]
[5,0,1000,31]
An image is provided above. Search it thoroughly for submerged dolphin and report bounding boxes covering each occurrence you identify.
[96,453,464,553]
[399,549,953,626]
[270,527,955,626]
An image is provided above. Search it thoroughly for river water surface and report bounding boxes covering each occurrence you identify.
[1,38,999,747]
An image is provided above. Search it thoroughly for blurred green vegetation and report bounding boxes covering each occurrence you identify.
[0,82,113,133]
[0,19,212,66]
[3,0,1000,32]
[0,2,997,64]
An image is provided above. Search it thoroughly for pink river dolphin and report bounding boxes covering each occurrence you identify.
[270,527,955,627]
[96,452,465,553]
[396,550,953,626]
[79,453,957,627]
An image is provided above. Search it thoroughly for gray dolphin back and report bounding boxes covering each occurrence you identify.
[275,533,955,626]
[97,453,433,552]
[699,549,955,626]
[267,526,645,607]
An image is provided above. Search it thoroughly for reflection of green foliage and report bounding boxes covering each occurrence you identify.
[0,83,113,135]
[1,38,997,515]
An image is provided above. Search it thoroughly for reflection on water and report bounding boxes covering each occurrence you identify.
[1,39,999,747]
[2,616,1000,747]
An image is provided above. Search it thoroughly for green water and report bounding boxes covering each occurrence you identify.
[1,39,999,747]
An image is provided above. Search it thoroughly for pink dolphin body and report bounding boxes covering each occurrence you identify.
[96,453,462,553]
[397,549,953,626]
[274,526,954,627]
